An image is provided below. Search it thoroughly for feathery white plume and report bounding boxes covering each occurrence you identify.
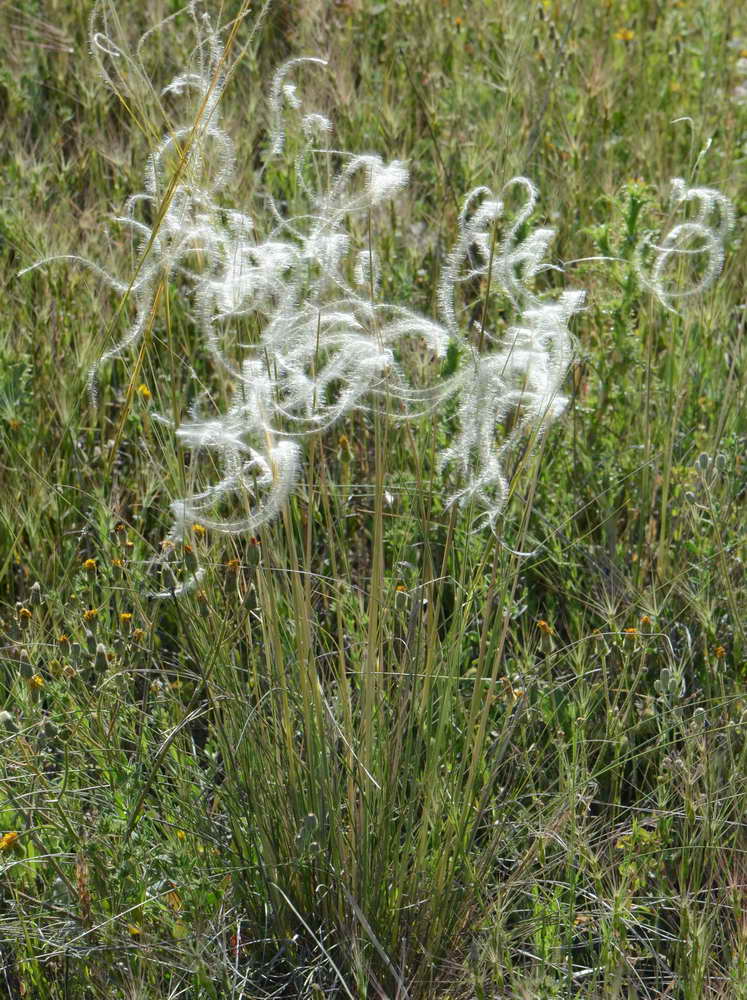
[637,177,734,312]
[23,3,593,590]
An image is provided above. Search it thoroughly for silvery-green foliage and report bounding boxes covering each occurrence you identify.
[23,3,587,589]
[637,177,734,312]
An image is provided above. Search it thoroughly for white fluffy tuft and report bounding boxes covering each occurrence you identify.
[23,5,602,586]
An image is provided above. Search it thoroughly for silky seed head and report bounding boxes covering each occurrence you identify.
[47,16,596,586]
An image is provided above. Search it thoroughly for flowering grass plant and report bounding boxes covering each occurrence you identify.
[1,1,745,997]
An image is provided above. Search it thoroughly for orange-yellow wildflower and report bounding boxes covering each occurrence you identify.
[0,832,19,852]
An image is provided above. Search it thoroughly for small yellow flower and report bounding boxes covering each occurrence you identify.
[165,887,182,911]
[454,15,462,27]
[614,27,635,41]
[0,831,19,852]
[132,627,145,642]
[640,615,651,626]
[714,645,726,659]
[8,418,22,432]
[29,674,44,689]
[58,634,70,646]
[160,539,175,553]
[136,384,151,401]
[82,608,98,623]
[17,607,32,620]
[623,627,638,637]
[112,557,124,569]
[537,619,553,635]
[192,523,206,537]
[176,830,186,841]
[127,924,142,936]
[225,558,241,572]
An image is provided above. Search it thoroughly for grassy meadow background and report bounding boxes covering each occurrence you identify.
[1,0,746,997]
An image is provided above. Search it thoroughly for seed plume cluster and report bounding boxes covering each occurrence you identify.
[21,3,735,596]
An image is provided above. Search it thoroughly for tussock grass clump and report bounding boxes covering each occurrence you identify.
[1,1,745,998]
